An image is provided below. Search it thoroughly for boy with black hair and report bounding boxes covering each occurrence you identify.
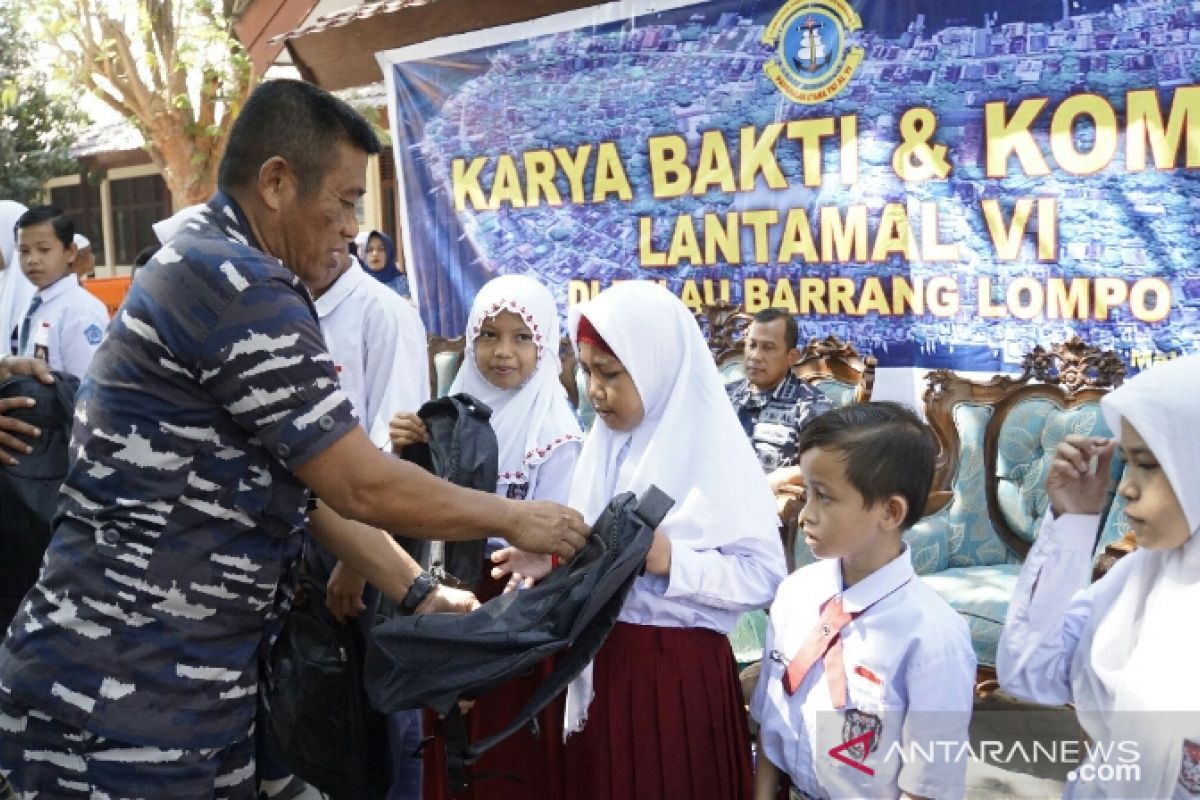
[751,402,975,800]
[13,205,108,377]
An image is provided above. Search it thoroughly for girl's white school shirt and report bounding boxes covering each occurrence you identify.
[604,439,784,634]
[314,260,429,450]
[495,444,579,504]
[17,273,109,378]
[998,513,1199,799]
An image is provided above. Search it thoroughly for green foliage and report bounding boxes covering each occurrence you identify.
[0,4,82,205]
[23,0,256,204]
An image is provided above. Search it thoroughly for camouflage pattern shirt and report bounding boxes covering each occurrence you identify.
[0,192,359,748]
[726,372,833,472]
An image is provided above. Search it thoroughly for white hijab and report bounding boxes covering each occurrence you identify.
[563,281,781,735]
[449,275,581,490]
[1075,354,1200,797]
[0,200,33,355]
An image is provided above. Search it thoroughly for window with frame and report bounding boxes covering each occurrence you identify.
[50,180,104,264]
[110,175,172,265]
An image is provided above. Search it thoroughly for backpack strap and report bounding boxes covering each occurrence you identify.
[458,593,617,767]
[633,485,673,531]
[439,705,472,794]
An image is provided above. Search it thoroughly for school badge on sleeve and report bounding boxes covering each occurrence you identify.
[1180,739,1200,795]
[85,324,104,345]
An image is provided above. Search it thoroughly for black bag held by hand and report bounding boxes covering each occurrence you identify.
[0,372,79,631]
[260,574,391,799]
[397,393,499,589]
[365,485,675,792]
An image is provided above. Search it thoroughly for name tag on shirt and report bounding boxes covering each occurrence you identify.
[753,422,791,446]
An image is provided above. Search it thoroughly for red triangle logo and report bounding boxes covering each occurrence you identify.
[828,731,875,776]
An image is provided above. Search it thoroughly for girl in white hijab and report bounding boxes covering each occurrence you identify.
[449,274,582,508]
[394,274,582,800]
[561,281,786,800]
[999,353,1200,798]
[0,200,33,355]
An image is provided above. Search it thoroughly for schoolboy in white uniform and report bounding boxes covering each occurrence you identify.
[312,247,428,447]
[13,206,109,378]
[304,244,431,800]
[752,402,975,800]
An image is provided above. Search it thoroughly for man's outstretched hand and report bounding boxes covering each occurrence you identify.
[503,500,590,561]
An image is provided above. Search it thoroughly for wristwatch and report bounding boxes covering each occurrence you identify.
[400,570,438,615]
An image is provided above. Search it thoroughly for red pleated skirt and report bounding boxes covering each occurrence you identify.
[422,569,566,800]
[562,621,754,800]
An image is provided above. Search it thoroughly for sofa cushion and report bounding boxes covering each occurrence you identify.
[907,401,1014,571]
[812,378,855,408]
[921,564,1021,667]
[903,513,953,575]
[433,350,463,398]
[995,398,1111,545]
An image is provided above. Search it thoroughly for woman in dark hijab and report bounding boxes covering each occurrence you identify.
[362,230,410,298]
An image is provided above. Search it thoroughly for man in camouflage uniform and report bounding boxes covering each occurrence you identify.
[0,80,589,799]
[726,309,833,492]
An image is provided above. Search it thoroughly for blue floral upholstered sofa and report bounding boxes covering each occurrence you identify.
[901,339,1129,675]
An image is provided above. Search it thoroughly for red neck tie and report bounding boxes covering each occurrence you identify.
[782,595,854,708]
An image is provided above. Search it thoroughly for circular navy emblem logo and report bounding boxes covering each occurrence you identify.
[764,0,864,105]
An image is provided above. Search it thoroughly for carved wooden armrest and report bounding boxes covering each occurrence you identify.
[1092,531,1137,582]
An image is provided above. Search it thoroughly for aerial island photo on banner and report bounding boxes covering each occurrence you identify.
[379,0,1199,375]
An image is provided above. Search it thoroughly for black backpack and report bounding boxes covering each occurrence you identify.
[397,393,499,589]
[259,573,391,799]
[259,392,499,798]
[0,373,79,632]
[364,485,674,792]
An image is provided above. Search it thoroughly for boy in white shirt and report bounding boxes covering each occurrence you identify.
[13,206,109,378]
[752,402,975,800]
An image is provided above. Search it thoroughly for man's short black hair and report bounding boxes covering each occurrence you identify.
[15,205,74,249]
[751,308,799,349]
[133,244,160,268]
[796,401,936,530]
[218,79,382,197]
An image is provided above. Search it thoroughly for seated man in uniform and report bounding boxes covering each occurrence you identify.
[726,308,832,492]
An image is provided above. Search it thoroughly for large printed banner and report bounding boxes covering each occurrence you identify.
[379,0,1200,374]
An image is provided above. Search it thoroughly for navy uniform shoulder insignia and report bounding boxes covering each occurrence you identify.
[84,324,104,345]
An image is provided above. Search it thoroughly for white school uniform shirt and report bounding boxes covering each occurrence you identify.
[314,259,429,449]
[751,544,976,800]
[563,281,786,734]
[17,274,109,378]
[493,444,579,504]
[998,513,1200,799]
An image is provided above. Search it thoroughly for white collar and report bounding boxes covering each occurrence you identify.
[314,259,368,319]
[35,273,80,304]
[806,542,915,613]
[840,543,915,614]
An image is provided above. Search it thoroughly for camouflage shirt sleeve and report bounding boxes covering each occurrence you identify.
[196,277,358,470]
